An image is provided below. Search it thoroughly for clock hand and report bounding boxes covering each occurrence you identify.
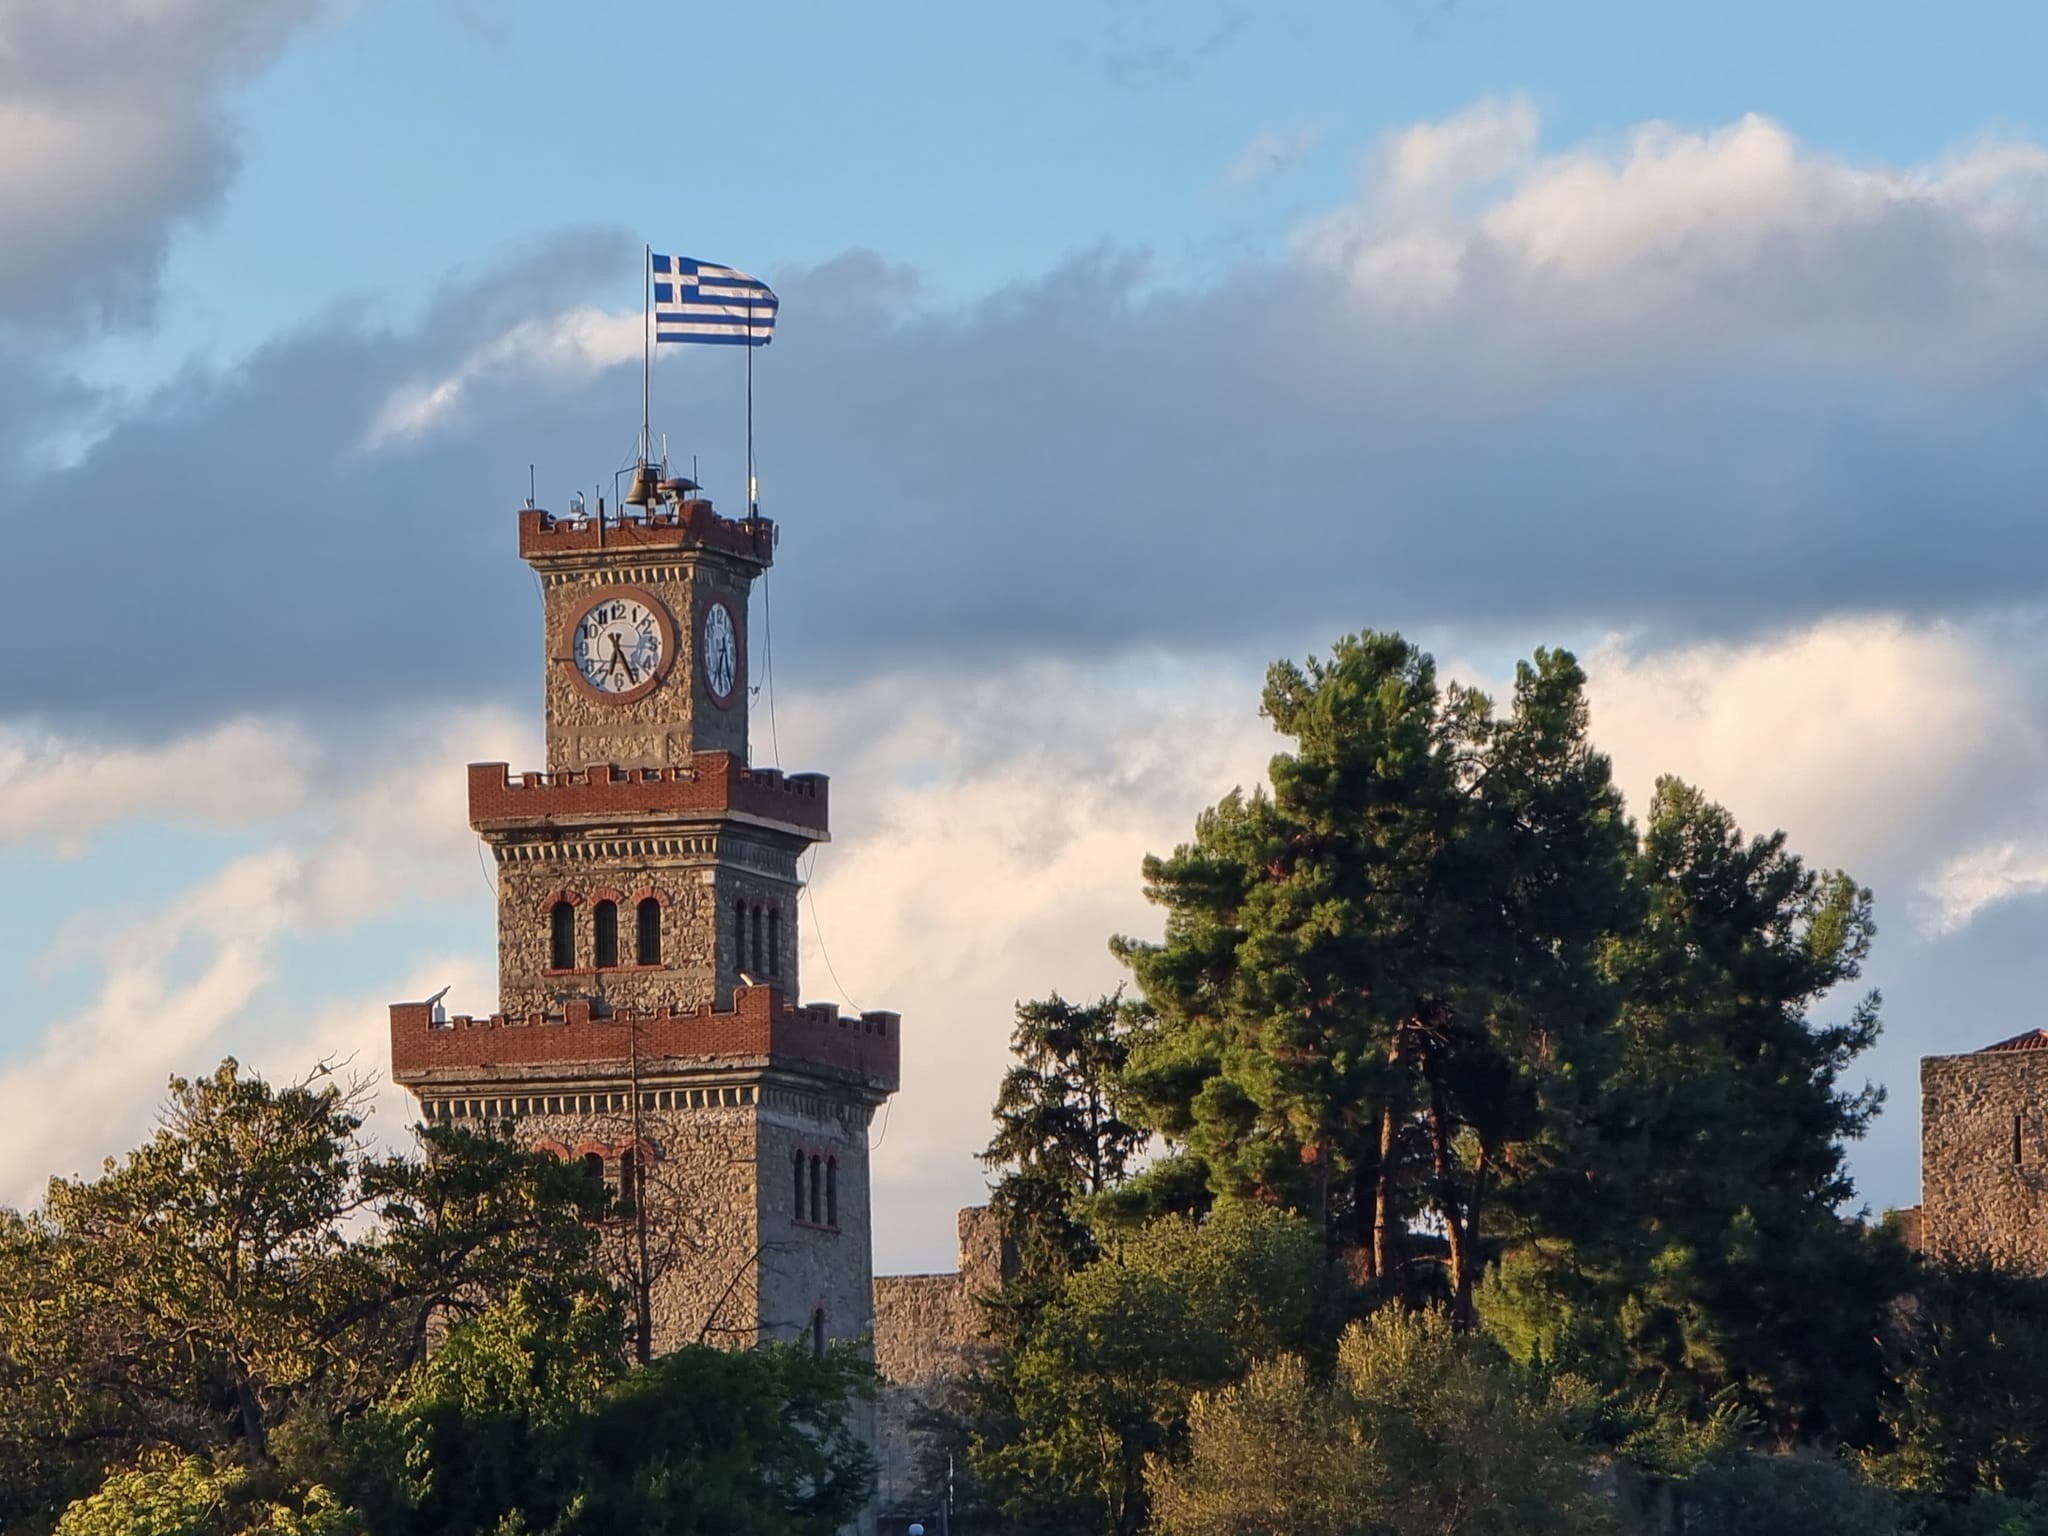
[609,633,638,683]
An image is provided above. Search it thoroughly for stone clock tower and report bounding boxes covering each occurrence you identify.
[389,486,900,1365]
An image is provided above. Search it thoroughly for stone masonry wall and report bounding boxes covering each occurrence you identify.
[507,1101,764,1350]
[871,1208,1013,1522]
[491,834,800,1017]
[1922,1050,2048,1272]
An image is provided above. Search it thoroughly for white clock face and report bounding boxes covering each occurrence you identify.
[703,603,738,701]
[572,595,665,695]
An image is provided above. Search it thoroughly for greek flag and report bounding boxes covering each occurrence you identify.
[651,254,778,346]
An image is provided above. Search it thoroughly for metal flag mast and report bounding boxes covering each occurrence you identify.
[641,244,652,473]
[746,295,757,521]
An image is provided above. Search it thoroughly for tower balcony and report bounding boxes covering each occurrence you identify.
[469,753,829,840]
[391,983,899,1098]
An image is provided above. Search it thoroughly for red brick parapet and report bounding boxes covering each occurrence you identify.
[518,504,774,568]
[390,984,899,1093]
[469,753,828,839]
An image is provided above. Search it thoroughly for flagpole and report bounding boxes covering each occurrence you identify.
[746,306,756,521]
[641,244,652,467]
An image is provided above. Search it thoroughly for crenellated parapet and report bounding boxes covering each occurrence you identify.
[469,753,829,839]
[391,983,898,1095]
[518,503,774,569]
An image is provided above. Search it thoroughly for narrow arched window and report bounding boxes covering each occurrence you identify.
[793,1148,806,1215]
[580,1152,604,1185]
[734,897,748,977]
[751,905,764,974]
[593,900,619,968]
[810,1307,827,1359]
[618,1149,637,1212]
[768,908,781,976]
[637,898,661,965]
[809,1154,823,1224]
[826,1156,838,1227]
[550,900,575,970]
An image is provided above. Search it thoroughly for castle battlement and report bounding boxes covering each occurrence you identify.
[469,753,829,838]
[518,503,774,568]
[390,983,899,1092]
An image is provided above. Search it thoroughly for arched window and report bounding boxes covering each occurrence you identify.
[637,898,662,965]
[751,905,764,974]
[617,1149,637,1213]
[793,1148,806,1214]
[810,1307,827,1359]
[809,1154,823,1224]
[580,1152,604,1185]
[550,900,575,970]
[768,908,781,976]
[734,897,748,976]
[826,1156,838,1227]
[593,899,619,969]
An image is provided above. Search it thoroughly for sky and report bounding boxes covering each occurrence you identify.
[3,0,2048,1273]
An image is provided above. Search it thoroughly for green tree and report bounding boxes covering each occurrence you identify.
[981,991,1148,1299]
[1115,634,1633,1316]
[1148,1308,1611,1536]
[966,1204,1345,1536]
[1486,779,1898,1440]
[0,1060,605,1532]
[345,1283,874,1536]
[53,1457,359,1536]
[1868,1260,2048,1499]
[1677,1451,1906,1536]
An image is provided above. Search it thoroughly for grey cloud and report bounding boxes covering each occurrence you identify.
[0,0,326,329]
[4,190,2048,729]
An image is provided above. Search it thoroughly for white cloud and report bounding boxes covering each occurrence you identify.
[364,305,641,448]
[1917,839,2048,937]
[0,703,529,1207]
[0,717,308,850]
[1583,615,2039,878]
[1298,100,2048,371]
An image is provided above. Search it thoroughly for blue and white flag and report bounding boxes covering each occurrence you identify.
[651,254,778,346]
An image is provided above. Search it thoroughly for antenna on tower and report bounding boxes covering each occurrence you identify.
[526,464,536,510]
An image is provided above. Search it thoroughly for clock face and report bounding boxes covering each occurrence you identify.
[703,602,739,702]
[570,592,668,699]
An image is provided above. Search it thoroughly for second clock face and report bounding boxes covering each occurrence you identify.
[571,593,667,697]
[703,602,738,702]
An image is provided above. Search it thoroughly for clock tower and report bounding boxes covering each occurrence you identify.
[389,482,900,1366]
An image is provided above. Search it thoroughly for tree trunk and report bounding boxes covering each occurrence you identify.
[1373,1071,1402,1281]
[1351,1136,1379,1282]
[1425,1066,1472,1327]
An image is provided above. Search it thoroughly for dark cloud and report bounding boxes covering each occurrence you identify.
[4,165,2048,730]
[0,0,327,330]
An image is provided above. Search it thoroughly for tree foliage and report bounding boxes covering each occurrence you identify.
[1485,778,1900,1439]
[0,1058,872,1536]
[344,1283,874,1536]
[981,991,1148,1303]
[1114,635,1636,1317]
[1868,1260,2048,1500]
[964,1204,1346,1536]
[1149,1308,1611,1536]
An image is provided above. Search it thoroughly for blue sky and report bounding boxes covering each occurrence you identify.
[6,0,2048,1272]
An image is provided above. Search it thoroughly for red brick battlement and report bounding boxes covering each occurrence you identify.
[469,753,828,838]
[518,503,774,568]
[390,984,900,1093]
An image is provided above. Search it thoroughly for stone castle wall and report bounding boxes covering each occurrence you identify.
[871,1208,1013,1523]
[1922,1048,2048,1272]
